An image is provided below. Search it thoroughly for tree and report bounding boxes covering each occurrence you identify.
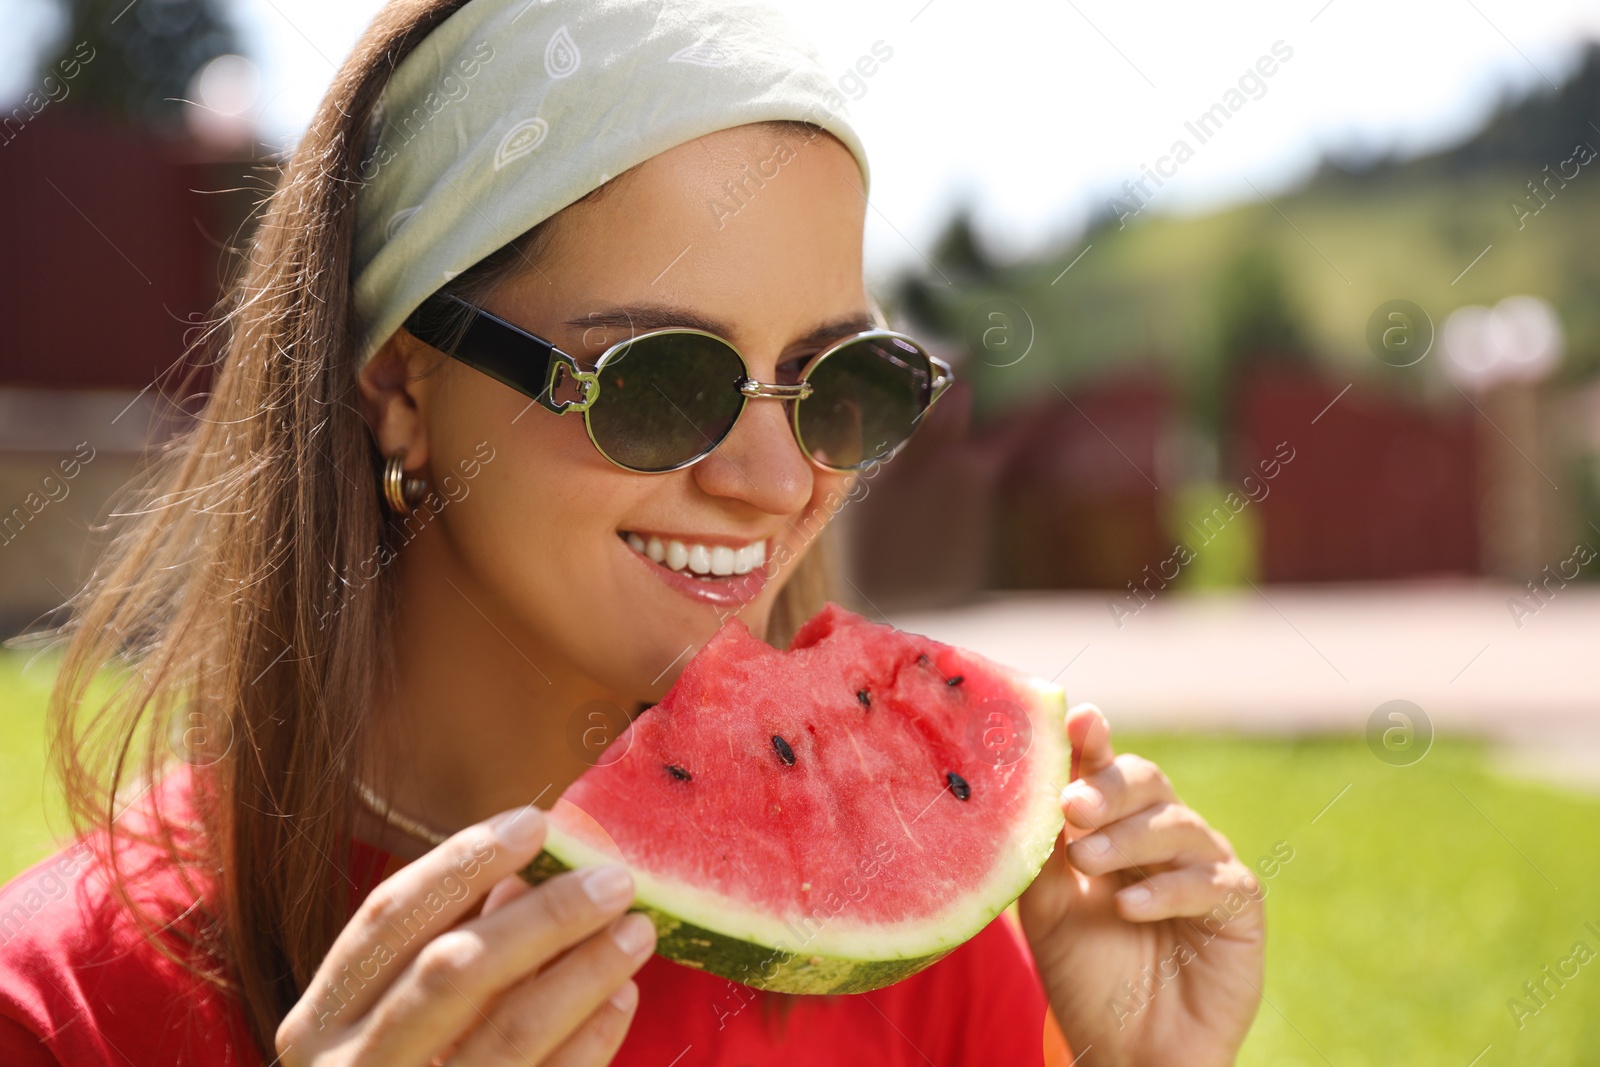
[931,206,998,283]
[1211,243,1308,364]
[1195,242,1310,450]
[43,0,241,132]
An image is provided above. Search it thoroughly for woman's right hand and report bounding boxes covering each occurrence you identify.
[275,804,655,1065]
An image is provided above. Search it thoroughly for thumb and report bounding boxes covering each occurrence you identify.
[1018,703,1116,936]
[1017,827,1094,940]
[1066,702,1115,782]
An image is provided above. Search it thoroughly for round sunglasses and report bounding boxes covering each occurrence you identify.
[403,293,954,474]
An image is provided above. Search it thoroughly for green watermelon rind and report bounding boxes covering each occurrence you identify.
[520,675,1069,994]
[518,848,956,995]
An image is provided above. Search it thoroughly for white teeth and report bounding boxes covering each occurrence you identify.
[625,533,769,579]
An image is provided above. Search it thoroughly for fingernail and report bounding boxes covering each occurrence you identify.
[1119,885,1152,910]
[608,980,639,1014]
[613,912,656,959]
[1061,782,1103,815]
[489,806,543,849]
[582,865,634,909]
[1079,833,1111,856]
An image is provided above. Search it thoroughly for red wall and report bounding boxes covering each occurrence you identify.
[0,113,250,391]
[1236,369,1479,581]
[986,372,1172,589]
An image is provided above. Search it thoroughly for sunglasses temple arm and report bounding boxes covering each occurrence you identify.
[405,293,596,414]
[927,354,956,407]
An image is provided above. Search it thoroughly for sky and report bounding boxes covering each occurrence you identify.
[5,0,1600,283]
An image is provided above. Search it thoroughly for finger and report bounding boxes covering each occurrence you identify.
[1065,801,1231,878]
[537,979,640,1067]
[481,874,532,918]
[282,804,546,1035]
[357,865,640,1061]
[1060,752,1178,830]
[1066,702,1115,783]
[1114,860,1266,928]
[446,912,656,1064]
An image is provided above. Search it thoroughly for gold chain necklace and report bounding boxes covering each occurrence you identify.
[353,778,451,848]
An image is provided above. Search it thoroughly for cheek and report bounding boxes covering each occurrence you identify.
[424,371,636,604]
[806,476,852,558]
[770,468,854,573]
[430,368,601,528]
[415,366,858,690]
[418,371,743,693]
[815,470,857,514]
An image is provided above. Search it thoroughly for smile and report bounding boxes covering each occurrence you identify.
[619,531,768,579]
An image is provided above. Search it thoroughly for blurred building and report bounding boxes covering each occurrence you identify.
[1235,368,1480,582]
[845,360,1515,607]
[0,112,258,633]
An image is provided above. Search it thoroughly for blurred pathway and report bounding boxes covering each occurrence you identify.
[890,581,1600,790]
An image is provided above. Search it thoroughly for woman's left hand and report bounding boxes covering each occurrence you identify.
[1017,703,1266,1066]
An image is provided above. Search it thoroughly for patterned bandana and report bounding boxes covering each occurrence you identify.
[350,0,871,361]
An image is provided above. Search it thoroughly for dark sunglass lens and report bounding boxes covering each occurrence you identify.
[586,333,747,472]
[796,337,931,469]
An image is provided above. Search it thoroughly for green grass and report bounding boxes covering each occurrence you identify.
[3,651,1597,1063]
[0,649,71,878]
[1123,732,1600,1067]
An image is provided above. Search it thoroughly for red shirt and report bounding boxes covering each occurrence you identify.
[0,789,1073,1065]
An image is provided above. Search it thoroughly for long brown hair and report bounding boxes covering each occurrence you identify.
[37,0,841,1052]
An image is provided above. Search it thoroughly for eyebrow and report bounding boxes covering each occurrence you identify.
[562,304,877,349]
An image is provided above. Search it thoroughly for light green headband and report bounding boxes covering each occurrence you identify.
[351,0,872,363]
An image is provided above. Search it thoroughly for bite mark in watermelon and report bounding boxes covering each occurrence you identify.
[521,602,1069,994]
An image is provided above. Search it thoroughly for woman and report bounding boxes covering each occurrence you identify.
[0,0,1265,1063]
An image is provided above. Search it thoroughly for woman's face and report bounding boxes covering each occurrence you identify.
[398,123,868,702]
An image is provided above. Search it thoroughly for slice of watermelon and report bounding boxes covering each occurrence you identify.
[521,602,1068,994]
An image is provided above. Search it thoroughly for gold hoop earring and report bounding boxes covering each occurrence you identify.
[383,451,429,514]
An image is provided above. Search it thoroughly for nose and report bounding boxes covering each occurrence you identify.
[690,394,813,515]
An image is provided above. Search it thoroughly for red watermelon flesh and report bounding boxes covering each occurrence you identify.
[521,602,1068,994]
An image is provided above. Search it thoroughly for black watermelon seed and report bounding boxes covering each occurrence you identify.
[946,674,965,687]
[666,764,692,781]
[917,653,930,666]
[946,772,971,801]
[857,689,872,708]
[772,735,796,766]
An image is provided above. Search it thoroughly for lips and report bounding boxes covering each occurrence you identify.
[618,530,771,608]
